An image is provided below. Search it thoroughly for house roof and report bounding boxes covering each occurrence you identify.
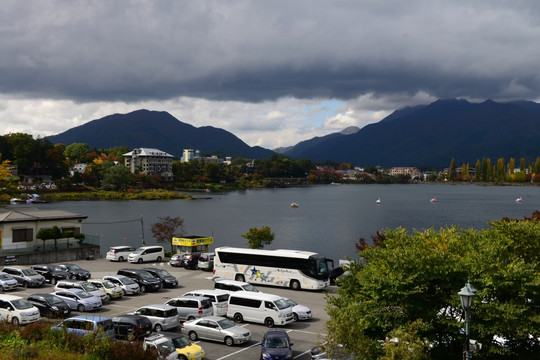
[0,208,88,223]
[122,148,173,158]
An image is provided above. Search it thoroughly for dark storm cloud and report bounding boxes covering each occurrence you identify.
[2,0,540,103]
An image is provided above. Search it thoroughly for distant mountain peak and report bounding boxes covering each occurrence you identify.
[340,126,360,135]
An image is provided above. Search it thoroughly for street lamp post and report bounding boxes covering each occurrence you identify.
[458,281,477,360]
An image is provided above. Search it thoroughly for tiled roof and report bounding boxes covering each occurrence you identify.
[122,148,173,157]
[0,208,87,223]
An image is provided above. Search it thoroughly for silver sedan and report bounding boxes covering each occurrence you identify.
[181,315,251,346]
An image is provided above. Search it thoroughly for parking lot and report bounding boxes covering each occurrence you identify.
[11,258,336,360]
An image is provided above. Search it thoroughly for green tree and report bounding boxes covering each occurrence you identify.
[474,159,482,181]
[151,216,185,253]
[448,158,456,180]
[325,214,540,359]
[65,143,89,163]
[496,158,505,182]
[102,164,135,190]
[0,154,13,181]
[242,226,275,249]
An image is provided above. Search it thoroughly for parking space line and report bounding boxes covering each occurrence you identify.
[215,342,261,360]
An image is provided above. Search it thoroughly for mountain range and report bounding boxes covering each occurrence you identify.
[46,99,540,168]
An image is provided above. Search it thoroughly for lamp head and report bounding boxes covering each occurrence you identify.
[458,281,477,310]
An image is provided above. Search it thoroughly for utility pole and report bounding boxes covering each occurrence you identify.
[140,215,146,246]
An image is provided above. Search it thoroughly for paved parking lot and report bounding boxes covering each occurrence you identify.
[12,258,336,360]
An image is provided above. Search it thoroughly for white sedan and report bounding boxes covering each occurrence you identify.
[181,315,251,346]
[285,298,312,321]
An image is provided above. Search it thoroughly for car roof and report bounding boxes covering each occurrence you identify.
[68,315,111,321]
[265,329,289,338]
[138,304,175,310]
[2,266,31,270]
[169,296,209,301]
[109,245,134,249]
[190,315,226,322]
[104,275,130,281]
[184,289,229,296]
[0,294,24,301]
[56,288,83,294]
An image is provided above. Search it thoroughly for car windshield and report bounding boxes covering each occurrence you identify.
[47,296,65,305]
[22,268,39,276]
[156,340,176,355]
[133,248,144,254]
[0,274,12,280]
[140,272,155,280]
[217,318,235,329]
[274,299,290,310]
[153,269,171,277]
[51,266,64,272]
[285,299,297,307]
[102,280,115,289]
[242,284,259,292]
[121,277,136,285]
[265,336,289,349]
[82,283,98,291]
[77,291,94,299]
[67,264,81,271]
[12,299,34,310]
[170,335,191,348]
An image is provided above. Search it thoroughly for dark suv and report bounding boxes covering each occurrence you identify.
[27,293,71,318]
[141,267,178,288]
[117,268,162,293]
[182,253,201,270]
[259,329,294,360]
[31,264,70,285]
[56,263,91,280]
[112,314,153,341]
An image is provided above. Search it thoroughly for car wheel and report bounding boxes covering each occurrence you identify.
[140,285,146,293]
[293,313,299,322]
[137,258,143,264]
[235,274,245,282]
[105,294,111,301]
[188,331,198,341]
[264,317,274,327]
[50,277,57,285]
[22,281,29,288]
[156,256,162,262]
[187,316,195,321]
[12,317,20,326]
[46,310,54,319]
[154,324,163,332]
[77,304,85,312]
[118,256,124,262]
[290,280,301,290]
[225,336,234,346]
[233,313,243,323]
[178,356,188,360]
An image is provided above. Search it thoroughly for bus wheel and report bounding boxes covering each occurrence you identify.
[290,280,301,290]
[235,274,245,282]
[234,313,243,323]
[264,317,274,327]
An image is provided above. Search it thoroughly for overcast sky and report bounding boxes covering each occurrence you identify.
[1,0,540,149]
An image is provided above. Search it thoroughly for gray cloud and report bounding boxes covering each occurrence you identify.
[2,0,540,103]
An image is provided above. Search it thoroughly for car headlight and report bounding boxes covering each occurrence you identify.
[286,351,293,359]
[262,353,271,360]
[52,306,59,311]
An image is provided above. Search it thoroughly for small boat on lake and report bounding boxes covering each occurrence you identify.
[376,198,381,205]
[290,203,299,208]
[430,197,437,203]
[515,197,523,202]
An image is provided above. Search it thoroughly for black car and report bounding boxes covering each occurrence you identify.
[30,264,70,285]
[117,268,162,292]
[27,293,71,318]
[182,253,201,270]
[56,263,91,280]
[141,267,178,288]
[259,329,294,360]
[112,314,153,341]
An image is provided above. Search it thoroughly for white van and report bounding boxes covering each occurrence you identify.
[0,294,41,325]
[128,246,165,263]
[226,292,294,327]
[182,289,230,316]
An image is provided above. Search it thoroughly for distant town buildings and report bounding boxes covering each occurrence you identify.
[390,167,421,179]
[123,148,174,181]
[181,149,230,165]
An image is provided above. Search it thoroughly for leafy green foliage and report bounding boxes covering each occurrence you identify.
[242,226,275,249]
[326,214,540,359]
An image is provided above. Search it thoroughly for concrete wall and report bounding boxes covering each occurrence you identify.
[0,245,100,266]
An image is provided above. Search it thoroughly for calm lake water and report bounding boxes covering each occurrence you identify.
[24,184,540,263]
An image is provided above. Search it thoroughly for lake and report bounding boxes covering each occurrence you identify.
[29,184,540,263]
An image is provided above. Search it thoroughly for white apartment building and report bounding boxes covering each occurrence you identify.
[123,148,174,181]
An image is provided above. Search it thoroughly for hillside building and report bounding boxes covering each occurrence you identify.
[390,167,421,179]
[123,148,174,181]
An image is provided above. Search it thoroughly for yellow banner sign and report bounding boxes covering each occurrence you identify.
[172,236,213,246]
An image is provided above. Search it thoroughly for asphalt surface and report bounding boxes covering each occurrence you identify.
[11,258,337,360]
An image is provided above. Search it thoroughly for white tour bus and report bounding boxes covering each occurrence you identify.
[213,247,333,291]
